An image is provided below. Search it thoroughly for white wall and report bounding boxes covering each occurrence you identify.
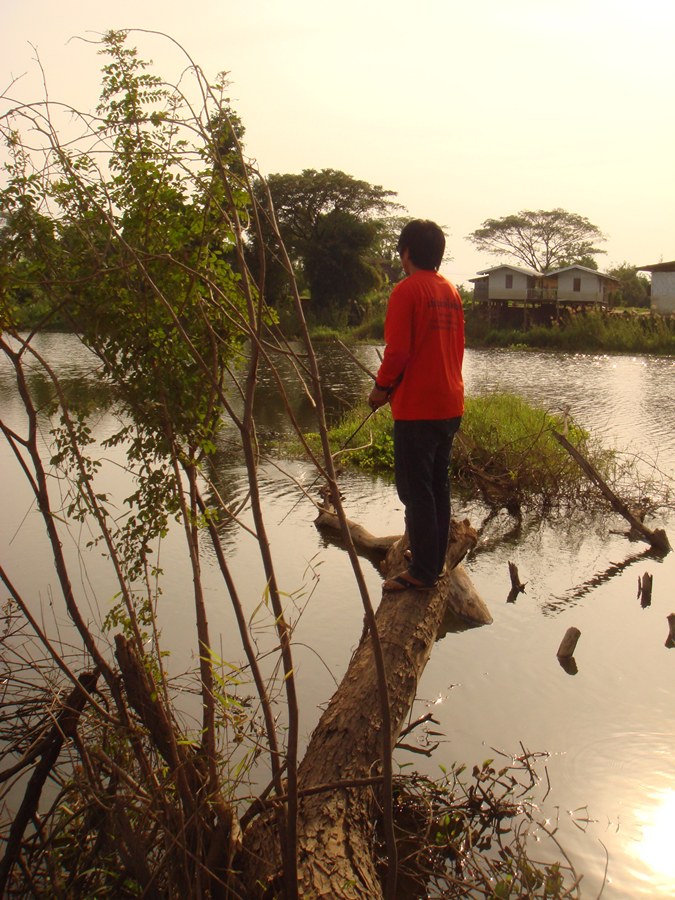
[651,271,675,314]
[556,269,601,303]
[488,269,530,301]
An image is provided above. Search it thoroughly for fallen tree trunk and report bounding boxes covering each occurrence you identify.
[241,519,485,897]
[314,507,492,626]
[551,429,671,554]
[314,506,401,554]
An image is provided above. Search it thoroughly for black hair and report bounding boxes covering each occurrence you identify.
[396,219,446,271]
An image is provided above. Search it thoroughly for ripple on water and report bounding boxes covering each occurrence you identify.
[555,729,675,898]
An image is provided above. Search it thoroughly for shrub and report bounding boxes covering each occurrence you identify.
[466,309,675,356]
[456,393,609,510]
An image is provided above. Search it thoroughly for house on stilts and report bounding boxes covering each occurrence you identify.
[468,264,620,327]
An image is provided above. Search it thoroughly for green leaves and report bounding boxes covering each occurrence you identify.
[467,208,606,273]
[1,30,262,614]
[259,168,401,322]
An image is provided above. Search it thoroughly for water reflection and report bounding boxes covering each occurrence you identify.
[543,547,658,613]
[637,789,675,885]
[557,655,579,676]
[0,353,112,429]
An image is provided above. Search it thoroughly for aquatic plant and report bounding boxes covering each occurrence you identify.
[318,392,617,514]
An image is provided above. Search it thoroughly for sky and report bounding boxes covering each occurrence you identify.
[2,0,674,286]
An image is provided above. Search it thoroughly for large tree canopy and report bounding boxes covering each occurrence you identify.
[303,209,382,312]
[268,168,397,246]
[467,208,606,273]
[260,168,401,321]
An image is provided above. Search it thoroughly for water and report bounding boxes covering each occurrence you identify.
[1,335,674,898]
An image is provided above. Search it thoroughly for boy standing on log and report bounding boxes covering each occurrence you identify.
[368,219,464,590]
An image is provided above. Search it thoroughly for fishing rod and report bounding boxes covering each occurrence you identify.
[279,405,379,524]
[280,339,397,523]
[339,406,377,450]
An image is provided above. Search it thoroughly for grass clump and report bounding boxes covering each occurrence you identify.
[455,393,608,511]
[309,324,346,342]
[318,392,617,512]
[317,404,396,474]
[350,310,385,342]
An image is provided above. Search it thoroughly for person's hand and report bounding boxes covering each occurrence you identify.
[368,384,389,411]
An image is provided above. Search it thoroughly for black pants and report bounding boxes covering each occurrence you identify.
[393,417,462,585]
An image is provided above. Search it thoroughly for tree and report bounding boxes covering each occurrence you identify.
[1,30,302,895]
[0,31,399,898]
[606,262,651,307]
[302,209,382,318]
[268,168,396,245]
[1,33,579,900]
[0,144,61,328]
[455,282,474,304]
[263,168,401,322]
[563,254,598,271]
[467,208,606,273]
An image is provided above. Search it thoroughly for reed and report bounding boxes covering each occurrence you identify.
[466,310,675,355]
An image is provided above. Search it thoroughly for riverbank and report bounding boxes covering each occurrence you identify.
[309,307,675,356]
[464,307,675,355]
[10,301,675,356]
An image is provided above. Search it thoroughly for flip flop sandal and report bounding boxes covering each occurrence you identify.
[383,571,436,592]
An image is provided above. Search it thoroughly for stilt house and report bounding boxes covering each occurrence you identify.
[469,263,619,326]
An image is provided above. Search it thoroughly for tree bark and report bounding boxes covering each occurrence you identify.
[240,520,486,897]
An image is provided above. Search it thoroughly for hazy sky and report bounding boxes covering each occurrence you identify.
[2,0,674,285]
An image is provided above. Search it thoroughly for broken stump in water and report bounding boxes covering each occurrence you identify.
[507,561,526,602]
[557,627,581,660]
[637,572,653,607]
[665,614,675,649]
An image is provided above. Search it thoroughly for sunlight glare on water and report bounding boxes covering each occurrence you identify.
[636,789,675,886]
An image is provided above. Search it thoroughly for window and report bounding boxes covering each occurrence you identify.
[573,277,581,292]
[505,274,513,289]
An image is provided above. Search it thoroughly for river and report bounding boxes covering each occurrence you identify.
[1,334,674,898]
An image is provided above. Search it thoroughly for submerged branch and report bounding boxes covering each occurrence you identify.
[551,429,670,554]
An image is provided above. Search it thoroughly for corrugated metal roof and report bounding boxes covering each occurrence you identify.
[637,261,675,272]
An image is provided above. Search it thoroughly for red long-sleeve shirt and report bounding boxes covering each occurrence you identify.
[375,269,464,421]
